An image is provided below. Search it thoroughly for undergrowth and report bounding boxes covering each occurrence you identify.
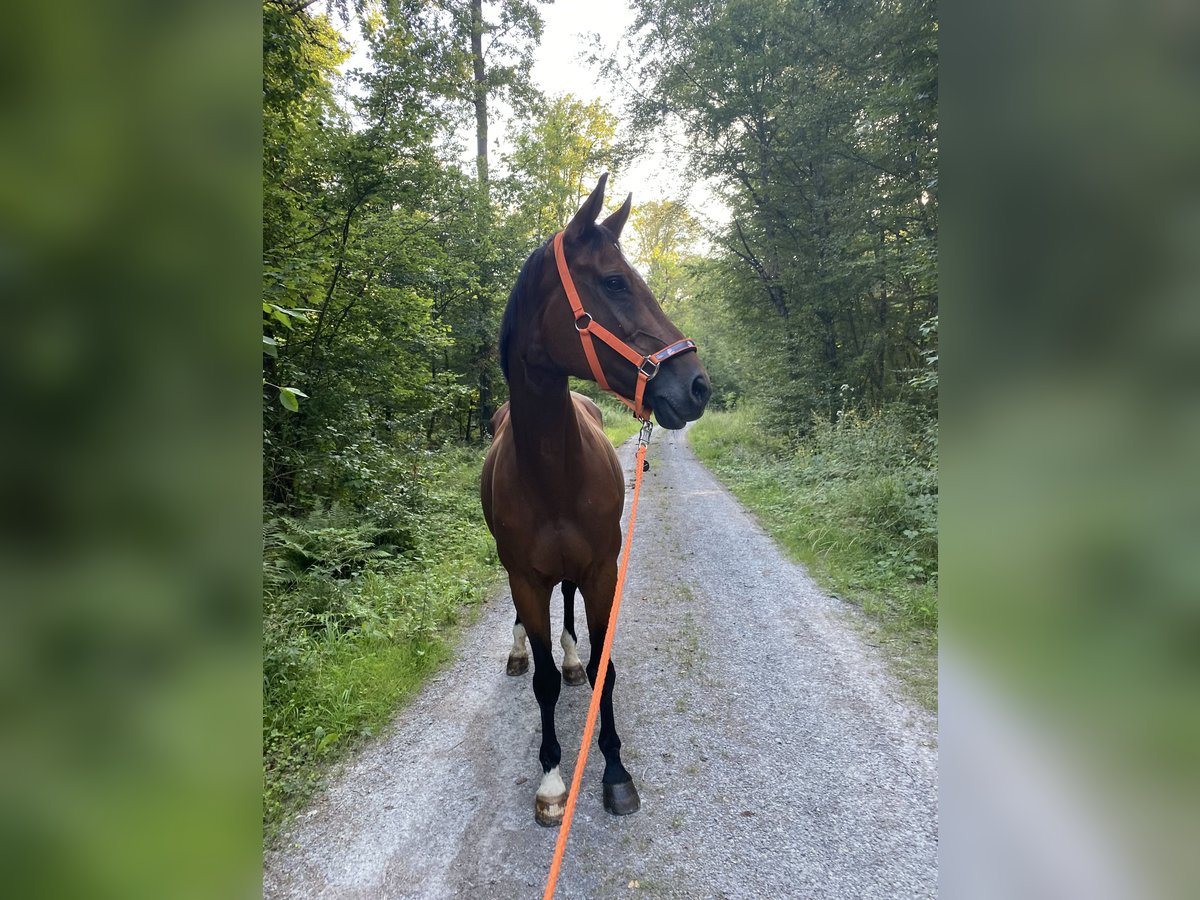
[689,405,938,707]
[262,446,499,842]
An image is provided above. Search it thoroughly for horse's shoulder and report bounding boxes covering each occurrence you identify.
[569,391,604,426]
[490,401,512,435]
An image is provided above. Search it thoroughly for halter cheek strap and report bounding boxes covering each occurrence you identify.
[552,231,697,421]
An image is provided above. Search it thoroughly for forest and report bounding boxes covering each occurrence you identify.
[262,0,937,836]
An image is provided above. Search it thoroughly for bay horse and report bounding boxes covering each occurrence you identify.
[480,174,711,826]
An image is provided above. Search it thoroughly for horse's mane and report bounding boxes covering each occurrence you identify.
[498,240,548,382]
[498,227,615,382]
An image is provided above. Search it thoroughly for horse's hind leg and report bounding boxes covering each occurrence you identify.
[560,581,587,685]
[580,569,640,817]
[506,613,529,676]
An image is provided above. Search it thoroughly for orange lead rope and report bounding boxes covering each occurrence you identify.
[542,421,653,900]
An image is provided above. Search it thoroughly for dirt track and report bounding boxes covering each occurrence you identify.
[263,426,938,899]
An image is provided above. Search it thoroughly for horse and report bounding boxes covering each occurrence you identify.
[480,174,711,826]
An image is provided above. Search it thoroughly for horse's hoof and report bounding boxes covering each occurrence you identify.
[562,663,588,686]
[602,780,640,816]
[535,791,567,827]
[506,655,529,676]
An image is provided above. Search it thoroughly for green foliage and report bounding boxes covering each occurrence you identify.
[262,447,499,840]
[690,405,938,705]
[614,0,938,430]
[612,1,939,700]
[628,199,703,307]
[602,411,644,449]
[499,93,624,243]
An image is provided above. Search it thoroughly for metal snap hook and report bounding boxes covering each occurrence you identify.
[637,419,653,446]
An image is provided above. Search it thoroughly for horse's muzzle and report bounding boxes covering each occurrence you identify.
[648,360,711,429]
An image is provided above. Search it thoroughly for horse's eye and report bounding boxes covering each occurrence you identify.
[603,276,628,293]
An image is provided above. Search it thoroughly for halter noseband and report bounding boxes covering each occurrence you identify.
[552,231,697,421]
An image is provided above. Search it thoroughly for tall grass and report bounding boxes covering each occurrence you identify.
[689,406,937,706]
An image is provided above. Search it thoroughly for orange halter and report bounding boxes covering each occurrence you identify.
[552,231,697,421]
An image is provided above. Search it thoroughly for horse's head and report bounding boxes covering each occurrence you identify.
[536,174,711,429]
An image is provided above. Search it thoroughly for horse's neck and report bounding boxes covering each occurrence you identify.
[507,365,581,486]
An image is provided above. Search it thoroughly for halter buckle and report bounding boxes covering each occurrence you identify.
[574,312,592,332]
[638,357,660,380]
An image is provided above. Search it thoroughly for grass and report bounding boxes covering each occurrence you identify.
[688,406,938,709]
[602,409,643,447]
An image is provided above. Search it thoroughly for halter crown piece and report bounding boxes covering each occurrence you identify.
[552,231,697,421]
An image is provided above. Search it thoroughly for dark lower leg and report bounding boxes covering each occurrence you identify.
[580,569,638,815]
[530,634,568,825]
[587,649,639,815]
[586,651,631,785]
[530,636,562,774]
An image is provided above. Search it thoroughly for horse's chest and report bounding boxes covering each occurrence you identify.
[494,493,621,578]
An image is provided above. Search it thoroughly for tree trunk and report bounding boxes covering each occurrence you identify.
[471,0,488,189]
[476,344,493,437]
[470,0,495,436]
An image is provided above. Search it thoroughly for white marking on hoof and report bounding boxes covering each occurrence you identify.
[560,629,582,672]
[509,622,528,663]
[537,765,566,800]
[534,766,568,826]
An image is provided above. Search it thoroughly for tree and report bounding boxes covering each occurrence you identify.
[262,0,486,505]
[500,94,624,243]
[443,0,548,432]
[627,199,702,308]
[448,0,546,190]
[612,0,938,429]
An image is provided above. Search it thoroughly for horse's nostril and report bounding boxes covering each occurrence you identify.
[691,373,712,406]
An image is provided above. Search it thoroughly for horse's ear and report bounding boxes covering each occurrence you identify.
[564,173,609,240]
[601,192,633,240]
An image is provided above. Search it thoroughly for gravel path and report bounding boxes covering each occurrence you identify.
[264,426,938,899]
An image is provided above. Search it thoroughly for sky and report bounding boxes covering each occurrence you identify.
[530,0,728,227]
[338,0,728,229]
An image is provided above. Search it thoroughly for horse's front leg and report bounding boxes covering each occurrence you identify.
[580,567,640,817]
[511,577,567,826]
